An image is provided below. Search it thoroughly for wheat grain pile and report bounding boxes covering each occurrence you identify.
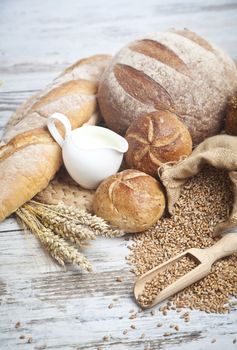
[128,166,237,313]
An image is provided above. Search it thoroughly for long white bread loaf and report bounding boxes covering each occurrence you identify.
[0,54,111,222]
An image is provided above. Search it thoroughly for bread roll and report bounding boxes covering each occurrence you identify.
[125,111,192,177]
[93,169,165,232]
[0,55,111,222]
[98,29,237,145]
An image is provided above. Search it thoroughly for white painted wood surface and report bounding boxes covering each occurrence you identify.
[0,1,237,349]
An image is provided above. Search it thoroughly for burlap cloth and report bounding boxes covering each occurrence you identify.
[159,134,237,234]
[35,167,95,212]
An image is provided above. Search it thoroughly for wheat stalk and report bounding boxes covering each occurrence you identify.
[16,199,125,270]
[16,206,92,271]
[24,203,96,241]
[34,201,125,238]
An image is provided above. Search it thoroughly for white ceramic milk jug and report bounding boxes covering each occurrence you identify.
[47,113,128,189]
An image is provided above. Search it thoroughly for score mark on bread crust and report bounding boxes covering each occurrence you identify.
[130,39,191,78]
[113,64,174,110]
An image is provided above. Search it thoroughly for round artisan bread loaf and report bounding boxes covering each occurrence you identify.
[125,110,192,177]
[93,169,165,232]
[98,28,237,145]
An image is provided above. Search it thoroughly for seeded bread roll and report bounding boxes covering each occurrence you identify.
[0,55,111,222]
[98,29,237,144]
[93,169,165,232]
[125,111,192,177]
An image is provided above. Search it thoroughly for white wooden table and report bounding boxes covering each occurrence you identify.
[0,1,237,349]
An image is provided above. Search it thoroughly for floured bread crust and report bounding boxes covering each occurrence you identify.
[98,29,237,145]
[0,54,111,222]
[93,169,166,232]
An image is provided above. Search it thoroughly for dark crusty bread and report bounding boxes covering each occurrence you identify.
[0,55,111,222]
[93,169,166,232]
[98,29,237,145]
[225,93,237,136]
[125,111,192,177]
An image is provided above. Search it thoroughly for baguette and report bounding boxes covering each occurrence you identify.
[0,54,111,222]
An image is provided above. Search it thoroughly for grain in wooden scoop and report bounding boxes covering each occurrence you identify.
[138,255,198,308]
[128,166,237,313]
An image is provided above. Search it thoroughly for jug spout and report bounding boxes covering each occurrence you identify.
[112,136,129,153]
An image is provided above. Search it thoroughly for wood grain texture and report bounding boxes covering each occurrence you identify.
[0,0,237,349]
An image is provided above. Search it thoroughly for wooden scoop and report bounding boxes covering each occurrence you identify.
[134,230,237,309]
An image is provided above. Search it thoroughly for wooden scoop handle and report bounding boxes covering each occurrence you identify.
[205,232,237,263]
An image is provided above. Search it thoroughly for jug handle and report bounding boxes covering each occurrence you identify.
[47,113,72,148]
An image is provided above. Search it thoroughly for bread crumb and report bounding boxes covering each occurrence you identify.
[27,337,33,344]
[130,324,136,329]
[174,325,179,331]
[233,338,236,344]
[19,335,25,339]
[108,303,113,309]
[140,333,145,339]
[103,335,109,342]
[15,322,21,329]
[116,277,123,282]
[123,329,128,335]
[211,338,216,343]
[157,322,163,327]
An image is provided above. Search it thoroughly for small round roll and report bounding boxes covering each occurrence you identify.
[125,111,192,177]
[93,169,166,233]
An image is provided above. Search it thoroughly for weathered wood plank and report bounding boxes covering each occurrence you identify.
[0,0,237,73]
[0,216,23,232]
[0,225,237,350]
[1,0,237,349]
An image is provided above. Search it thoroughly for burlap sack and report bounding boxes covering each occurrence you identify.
[159,134,237,235]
